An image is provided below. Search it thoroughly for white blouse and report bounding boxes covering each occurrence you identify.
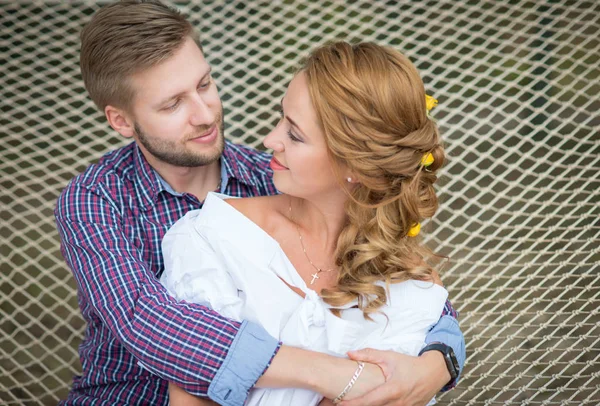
[160,192,447,405]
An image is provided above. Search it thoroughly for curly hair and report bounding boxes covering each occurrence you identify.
[301,41,445,317]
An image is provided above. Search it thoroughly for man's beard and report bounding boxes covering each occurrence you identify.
[134,113,225,168]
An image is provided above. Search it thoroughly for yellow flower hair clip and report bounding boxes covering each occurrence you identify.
[407,222,421,237]
[425,94,438,113]
[421,152,434,167]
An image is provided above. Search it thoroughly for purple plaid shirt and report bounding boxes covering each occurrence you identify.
[55,140,463,405]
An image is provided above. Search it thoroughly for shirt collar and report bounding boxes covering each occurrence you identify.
[132,143,167,210]
[133,140,260,210]
[221,140,260,187]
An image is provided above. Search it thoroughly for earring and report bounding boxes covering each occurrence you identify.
[347,177,352,183]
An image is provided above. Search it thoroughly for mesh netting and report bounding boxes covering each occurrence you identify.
[1,1,599,405]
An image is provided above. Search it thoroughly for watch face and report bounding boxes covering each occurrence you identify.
[449,351,460,372]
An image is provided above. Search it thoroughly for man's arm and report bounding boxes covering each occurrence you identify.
[170,345,387,406]
[55,182,280,404]
[57,181,387,405]
[426,300,466,389]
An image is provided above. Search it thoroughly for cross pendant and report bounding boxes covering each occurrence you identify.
[310,272,319,285]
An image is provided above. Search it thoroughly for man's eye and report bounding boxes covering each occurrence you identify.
[166,100,180,111]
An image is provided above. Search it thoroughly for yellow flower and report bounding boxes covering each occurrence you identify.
[425,94,438,112]
[407,222,421,237]
[421,152,434,167]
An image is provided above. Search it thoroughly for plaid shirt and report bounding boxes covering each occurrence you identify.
[55,141,462,405]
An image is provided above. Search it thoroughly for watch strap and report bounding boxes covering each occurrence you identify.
[419,342,460,384]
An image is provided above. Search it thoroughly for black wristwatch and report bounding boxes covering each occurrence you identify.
[418,343,460,384]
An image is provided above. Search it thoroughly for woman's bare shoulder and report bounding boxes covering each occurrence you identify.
[224,194,289,230]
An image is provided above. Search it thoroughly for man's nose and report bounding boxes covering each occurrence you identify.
[189,96,215,127]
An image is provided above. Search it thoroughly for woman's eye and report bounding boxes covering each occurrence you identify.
[287,130,302,143]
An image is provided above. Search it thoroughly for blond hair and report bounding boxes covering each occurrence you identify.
[302,42,445,317]
[80,0,202,111]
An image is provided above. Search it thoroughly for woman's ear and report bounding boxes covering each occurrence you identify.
[344,172,360,184]
[105,105,135,138]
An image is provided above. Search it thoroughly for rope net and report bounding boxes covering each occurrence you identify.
[1,1,598,404]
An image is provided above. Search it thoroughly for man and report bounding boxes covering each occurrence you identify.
[55,1,466,405]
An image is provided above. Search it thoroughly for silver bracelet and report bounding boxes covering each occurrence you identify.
[332,361,365,403]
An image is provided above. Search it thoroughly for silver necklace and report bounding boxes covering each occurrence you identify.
[289,199,336,285]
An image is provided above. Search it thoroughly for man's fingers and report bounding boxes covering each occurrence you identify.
[347,348,393,380]
[347,348,386,365]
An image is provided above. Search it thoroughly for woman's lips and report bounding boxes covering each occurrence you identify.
[269,157,288,171]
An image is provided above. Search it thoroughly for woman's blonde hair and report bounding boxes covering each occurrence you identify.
[301,41,445,317]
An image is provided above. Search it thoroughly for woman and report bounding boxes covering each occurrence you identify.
[161,41,448,405]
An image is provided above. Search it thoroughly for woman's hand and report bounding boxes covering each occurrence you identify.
[338,349,448,406]
[339,361,386,401]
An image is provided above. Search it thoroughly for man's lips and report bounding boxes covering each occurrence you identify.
[189,125,217,144]
[270,157,288,170]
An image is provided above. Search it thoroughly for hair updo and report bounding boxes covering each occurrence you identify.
[300,41,445,317]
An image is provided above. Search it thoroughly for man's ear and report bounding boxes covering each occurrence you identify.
[105,105,135,138]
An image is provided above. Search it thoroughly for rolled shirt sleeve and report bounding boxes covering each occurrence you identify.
[209,323,282,405]
[425,310,466,391]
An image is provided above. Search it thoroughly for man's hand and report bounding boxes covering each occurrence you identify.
[339,349,450,406]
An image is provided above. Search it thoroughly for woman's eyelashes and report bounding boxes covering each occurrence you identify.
[287,129,302,143]
[278,109,303,143]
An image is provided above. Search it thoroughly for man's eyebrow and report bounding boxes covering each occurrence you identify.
[279,97,308,138]
[201,68,212,82]
[157,92,184,108]
[156,68,212,107]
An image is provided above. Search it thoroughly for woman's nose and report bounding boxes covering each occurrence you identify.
[263,122,285,152]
